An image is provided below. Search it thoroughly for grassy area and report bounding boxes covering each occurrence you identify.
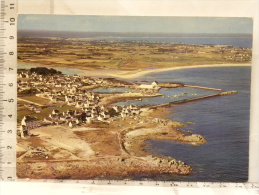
[18,95,51,105]
[18,106,52,121]
[18,38,252,71]
[17,109,34,121]
[17,102,81,121]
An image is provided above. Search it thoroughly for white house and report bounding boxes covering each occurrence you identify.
[139,81,158,89]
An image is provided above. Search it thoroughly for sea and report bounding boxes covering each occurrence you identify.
[101,34,251,182]
[18,32,252,182]
[18,31,253,49]
[79,36,252,49]
[127,66,250,182]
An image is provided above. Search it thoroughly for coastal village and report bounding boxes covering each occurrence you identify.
[16,38,251,179]
[17,67,210,179]
[18,69,146,137]
[16,66,244,180]
[17,67,238,139]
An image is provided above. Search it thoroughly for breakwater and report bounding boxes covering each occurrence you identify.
[147,90,238,109]
[171,91,237,105]
[184,84,222,91]
[134,66,250,182]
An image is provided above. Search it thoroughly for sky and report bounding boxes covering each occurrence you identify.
[18,15,253,34]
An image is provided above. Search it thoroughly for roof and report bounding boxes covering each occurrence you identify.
[24,116,38,122]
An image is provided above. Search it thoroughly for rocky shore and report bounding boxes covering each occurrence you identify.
[17,155,192,179]
[17,106,206,180]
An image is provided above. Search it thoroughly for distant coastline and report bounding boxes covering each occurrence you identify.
[18,62,251,79]
[91,63,252,79]
[18,30,253,38]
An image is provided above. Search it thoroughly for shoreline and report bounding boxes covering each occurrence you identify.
[18,62,251,79]
[98,63,251,79]
[17,62,246,180]
[16,107,206,179]
[120,64,251,79]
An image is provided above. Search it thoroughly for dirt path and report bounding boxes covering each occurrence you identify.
[17,97,43,106]
[117,127,132,156]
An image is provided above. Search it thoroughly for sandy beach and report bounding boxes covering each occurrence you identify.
[18,62,251,79]
[76,63,251,79]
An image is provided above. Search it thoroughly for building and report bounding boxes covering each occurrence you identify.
[139,81,158,89]
[20,116,39,137]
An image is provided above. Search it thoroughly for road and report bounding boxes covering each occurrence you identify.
[17,97,43,106]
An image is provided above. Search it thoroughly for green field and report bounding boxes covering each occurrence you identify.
[18,38,252,71]
[18,100,81,121]
[18,95,51,105]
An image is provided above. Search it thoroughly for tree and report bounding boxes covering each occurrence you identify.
[29,67,62,76]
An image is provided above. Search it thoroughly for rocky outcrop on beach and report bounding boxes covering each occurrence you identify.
[183,134,206,144]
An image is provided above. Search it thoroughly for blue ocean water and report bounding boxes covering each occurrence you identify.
[115,87,219,106]
[137,67,250,182]
[19,31,252,48]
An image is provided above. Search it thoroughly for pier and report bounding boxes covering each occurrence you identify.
[148,90,238,109]
[184,84,222,91]
[171,93,221,104]
[171,90,237,105]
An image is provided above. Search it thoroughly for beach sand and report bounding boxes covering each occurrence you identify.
[18,62,251,79]
[79,63,251,79]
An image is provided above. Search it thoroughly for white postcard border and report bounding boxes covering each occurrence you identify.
[10,0,259,194]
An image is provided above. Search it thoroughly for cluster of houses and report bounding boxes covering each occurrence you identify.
[18,104,141,138]
[18,71,128,94]
[43,104,141,127]
[44,92,101,107]
[18,70,143,137]
[223,53,251,62]
[19,116,39,137]
[210,46,251,62]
